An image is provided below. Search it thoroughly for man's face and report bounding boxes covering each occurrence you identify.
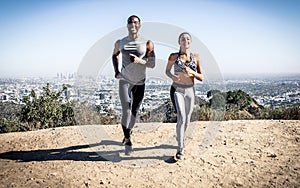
[127,17,140,34]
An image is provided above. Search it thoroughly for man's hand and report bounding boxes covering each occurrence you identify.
[115,72,121,79]
[129,53,145,64]
[146,40,155,57]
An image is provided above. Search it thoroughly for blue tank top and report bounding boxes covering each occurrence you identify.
[174,53,197,73]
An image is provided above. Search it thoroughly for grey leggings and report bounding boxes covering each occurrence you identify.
[173,84,195,150]
[119,80,145,138]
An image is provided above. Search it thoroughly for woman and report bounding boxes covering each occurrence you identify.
[112,15,155,154]
[165,32,204,159]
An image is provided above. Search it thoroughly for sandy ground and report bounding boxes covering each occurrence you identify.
[0,120,299,188]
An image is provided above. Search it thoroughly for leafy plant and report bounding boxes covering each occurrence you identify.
[20,83,76,129]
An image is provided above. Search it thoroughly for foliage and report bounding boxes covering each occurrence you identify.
[0,83,120,133]
[226,90,253,111]
[19,83,76,129]
[209,92,226,110]
[192,104,211,121]
[0,102,29,133]
[159,89,300,122]
[257,104,300,120]
[0,117,28,133]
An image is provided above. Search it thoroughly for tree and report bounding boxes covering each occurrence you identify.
[208,90,226,110]
[226,90,253,110]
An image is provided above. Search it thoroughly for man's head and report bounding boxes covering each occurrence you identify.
[127,15,141,35]
[127,15,141,24]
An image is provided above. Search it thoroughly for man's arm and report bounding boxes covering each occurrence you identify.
[129,40,155,68]
[144,40,155,68]
[112,40,121,78]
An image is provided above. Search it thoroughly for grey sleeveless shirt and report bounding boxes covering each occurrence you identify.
[119,35,148,85]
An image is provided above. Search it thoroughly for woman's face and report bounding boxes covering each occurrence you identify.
[179,33,192,49]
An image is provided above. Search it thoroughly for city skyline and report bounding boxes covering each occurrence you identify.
[1,73,299,108]
[0,0,299,78]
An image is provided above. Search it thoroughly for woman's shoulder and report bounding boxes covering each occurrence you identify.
[168,52,179,61]
[192,53,201,62]
[192,53,200,58]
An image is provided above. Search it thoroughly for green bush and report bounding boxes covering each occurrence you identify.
[20,83,76,129]
[258,104,300,120]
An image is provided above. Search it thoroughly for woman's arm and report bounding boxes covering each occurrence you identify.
[184,53,204,81]
[194,53,204,81]
[165,53,179,82]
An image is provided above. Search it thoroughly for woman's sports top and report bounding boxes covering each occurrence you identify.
[174,53,197,73]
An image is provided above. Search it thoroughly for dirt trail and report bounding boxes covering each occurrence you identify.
[0,120,299,187]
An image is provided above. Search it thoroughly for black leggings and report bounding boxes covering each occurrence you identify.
[119,80,145,138]
[170,85,177,113]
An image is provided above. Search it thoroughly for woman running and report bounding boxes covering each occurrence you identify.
[165,32,204,159]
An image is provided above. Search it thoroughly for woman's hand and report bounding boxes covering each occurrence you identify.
[172,74,180,82]
[184,67,195,77]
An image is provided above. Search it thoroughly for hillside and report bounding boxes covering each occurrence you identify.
[0,120,299,187]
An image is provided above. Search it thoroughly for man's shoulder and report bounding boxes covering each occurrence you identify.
[119,35,149,43]
[138,35,148,41]
[119,36,129,42]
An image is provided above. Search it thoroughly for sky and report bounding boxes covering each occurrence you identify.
[0,0,299,78]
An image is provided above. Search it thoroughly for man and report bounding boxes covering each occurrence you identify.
[112,15,155,154]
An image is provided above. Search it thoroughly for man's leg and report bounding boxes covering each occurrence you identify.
[128,84,145,129]
[119,80,131,139]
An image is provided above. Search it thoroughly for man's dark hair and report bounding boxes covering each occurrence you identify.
[127,15,141,24]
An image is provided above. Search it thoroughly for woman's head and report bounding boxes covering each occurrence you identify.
[178,32,192,50]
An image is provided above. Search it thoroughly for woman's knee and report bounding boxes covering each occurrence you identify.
[177,117,186,126]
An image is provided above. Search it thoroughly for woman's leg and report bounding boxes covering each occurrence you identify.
[170,85,177,113]
[184,87,195,133]
[174,87,186,151]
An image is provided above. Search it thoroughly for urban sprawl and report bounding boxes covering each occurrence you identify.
[1,73,300,116]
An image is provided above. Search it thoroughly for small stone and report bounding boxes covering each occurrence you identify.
[84,181,90,187]
[267,153,277,158]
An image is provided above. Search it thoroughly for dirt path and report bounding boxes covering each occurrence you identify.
[0,120,299,187]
